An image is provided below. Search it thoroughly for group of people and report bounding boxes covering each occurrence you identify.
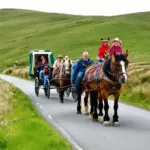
[35,37,123,93]
[97,37,122,64]
[71,37,123,93]
[35,55,68,89]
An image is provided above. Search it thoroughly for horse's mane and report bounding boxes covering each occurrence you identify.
[115,54,129,64]
[103,58,112,79]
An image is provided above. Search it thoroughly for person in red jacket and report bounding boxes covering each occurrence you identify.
[97,37,110,64]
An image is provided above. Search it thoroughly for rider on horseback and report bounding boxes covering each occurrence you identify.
[109,38,123,56]
[52,55,63,77]
[97,38,110,64]
[71,51,94,93]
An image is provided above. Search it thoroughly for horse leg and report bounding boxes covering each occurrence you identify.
[89,93,94,120]
[92,91,98,121]
[59,90,64,103]
[77,93,81,114]
[83,92,89,115]
[98,92,104,123]
[112,93,120,126]
[102,90,110,126]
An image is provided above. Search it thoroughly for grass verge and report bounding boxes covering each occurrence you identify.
[0,79,72,150]
[119,62,150,110]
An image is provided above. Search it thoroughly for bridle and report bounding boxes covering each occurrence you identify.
[107,61,128,82]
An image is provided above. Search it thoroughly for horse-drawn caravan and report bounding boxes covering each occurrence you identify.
[28,49,54,98]
[27,37,130,127]
[28,49,75,103]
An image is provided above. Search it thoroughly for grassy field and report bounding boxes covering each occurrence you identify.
[0,9,150,68]
[120,62,150,110]
[0,79,72,150]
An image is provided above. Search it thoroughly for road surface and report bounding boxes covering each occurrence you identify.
[0,74,150,150]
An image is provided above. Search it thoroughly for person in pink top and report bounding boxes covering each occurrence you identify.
[109,38,123,57]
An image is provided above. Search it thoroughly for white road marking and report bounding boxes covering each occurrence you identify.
[48,113,84,150]
[40,105,43,109]
[48,114,52,119]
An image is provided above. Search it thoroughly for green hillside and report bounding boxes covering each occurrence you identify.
[0,9,150,68]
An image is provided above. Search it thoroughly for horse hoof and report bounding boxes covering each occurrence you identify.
[103,121,111,126]
[60,101,64,103]
[76,111,81,114]
[89,114,93,120]
[98,116,104,123]
[112,121,120,127]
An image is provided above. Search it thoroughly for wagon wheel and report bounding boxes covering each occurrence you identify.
[58,90,64,103]
[46,79,50,99]
[35,77,39,96]
[65,88,71,97]
[56,89,59,94]
[72,92,78,102]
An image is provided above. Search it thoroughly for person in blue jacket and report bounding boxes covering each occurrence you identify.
[71,51,94,93]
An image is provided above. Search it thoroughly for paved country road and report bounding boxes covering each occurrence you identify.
[1,74,150,150]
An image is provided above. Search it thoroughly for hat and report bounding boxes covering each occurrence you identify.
[101,37,110,42]
[112,38,122,44]
[57,55,63,58]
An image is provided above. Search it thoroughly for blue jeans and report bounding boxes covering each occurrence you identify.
[98,60,103,64]
[39,70,48,88]
[39,70,43,79]
[43,75,49,88]
[75,72,85,93]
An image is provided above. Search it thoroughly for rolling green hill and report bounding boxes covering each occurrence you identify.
[0,9,150,68]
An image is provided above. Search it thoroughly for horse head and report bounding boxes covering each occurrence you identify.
[63,56,72,76]
[111,50,129,84]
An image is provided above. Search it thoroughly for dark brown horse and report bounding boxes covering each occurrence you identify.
[77,50,129,126]
[52,57,72,103]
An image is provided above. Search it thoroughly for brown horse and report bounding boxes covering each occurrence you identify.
[77,50,129,126]
[52,57,72,103]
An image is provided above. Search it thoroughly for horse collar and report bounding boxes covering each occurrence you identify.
[102,75,119,86]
